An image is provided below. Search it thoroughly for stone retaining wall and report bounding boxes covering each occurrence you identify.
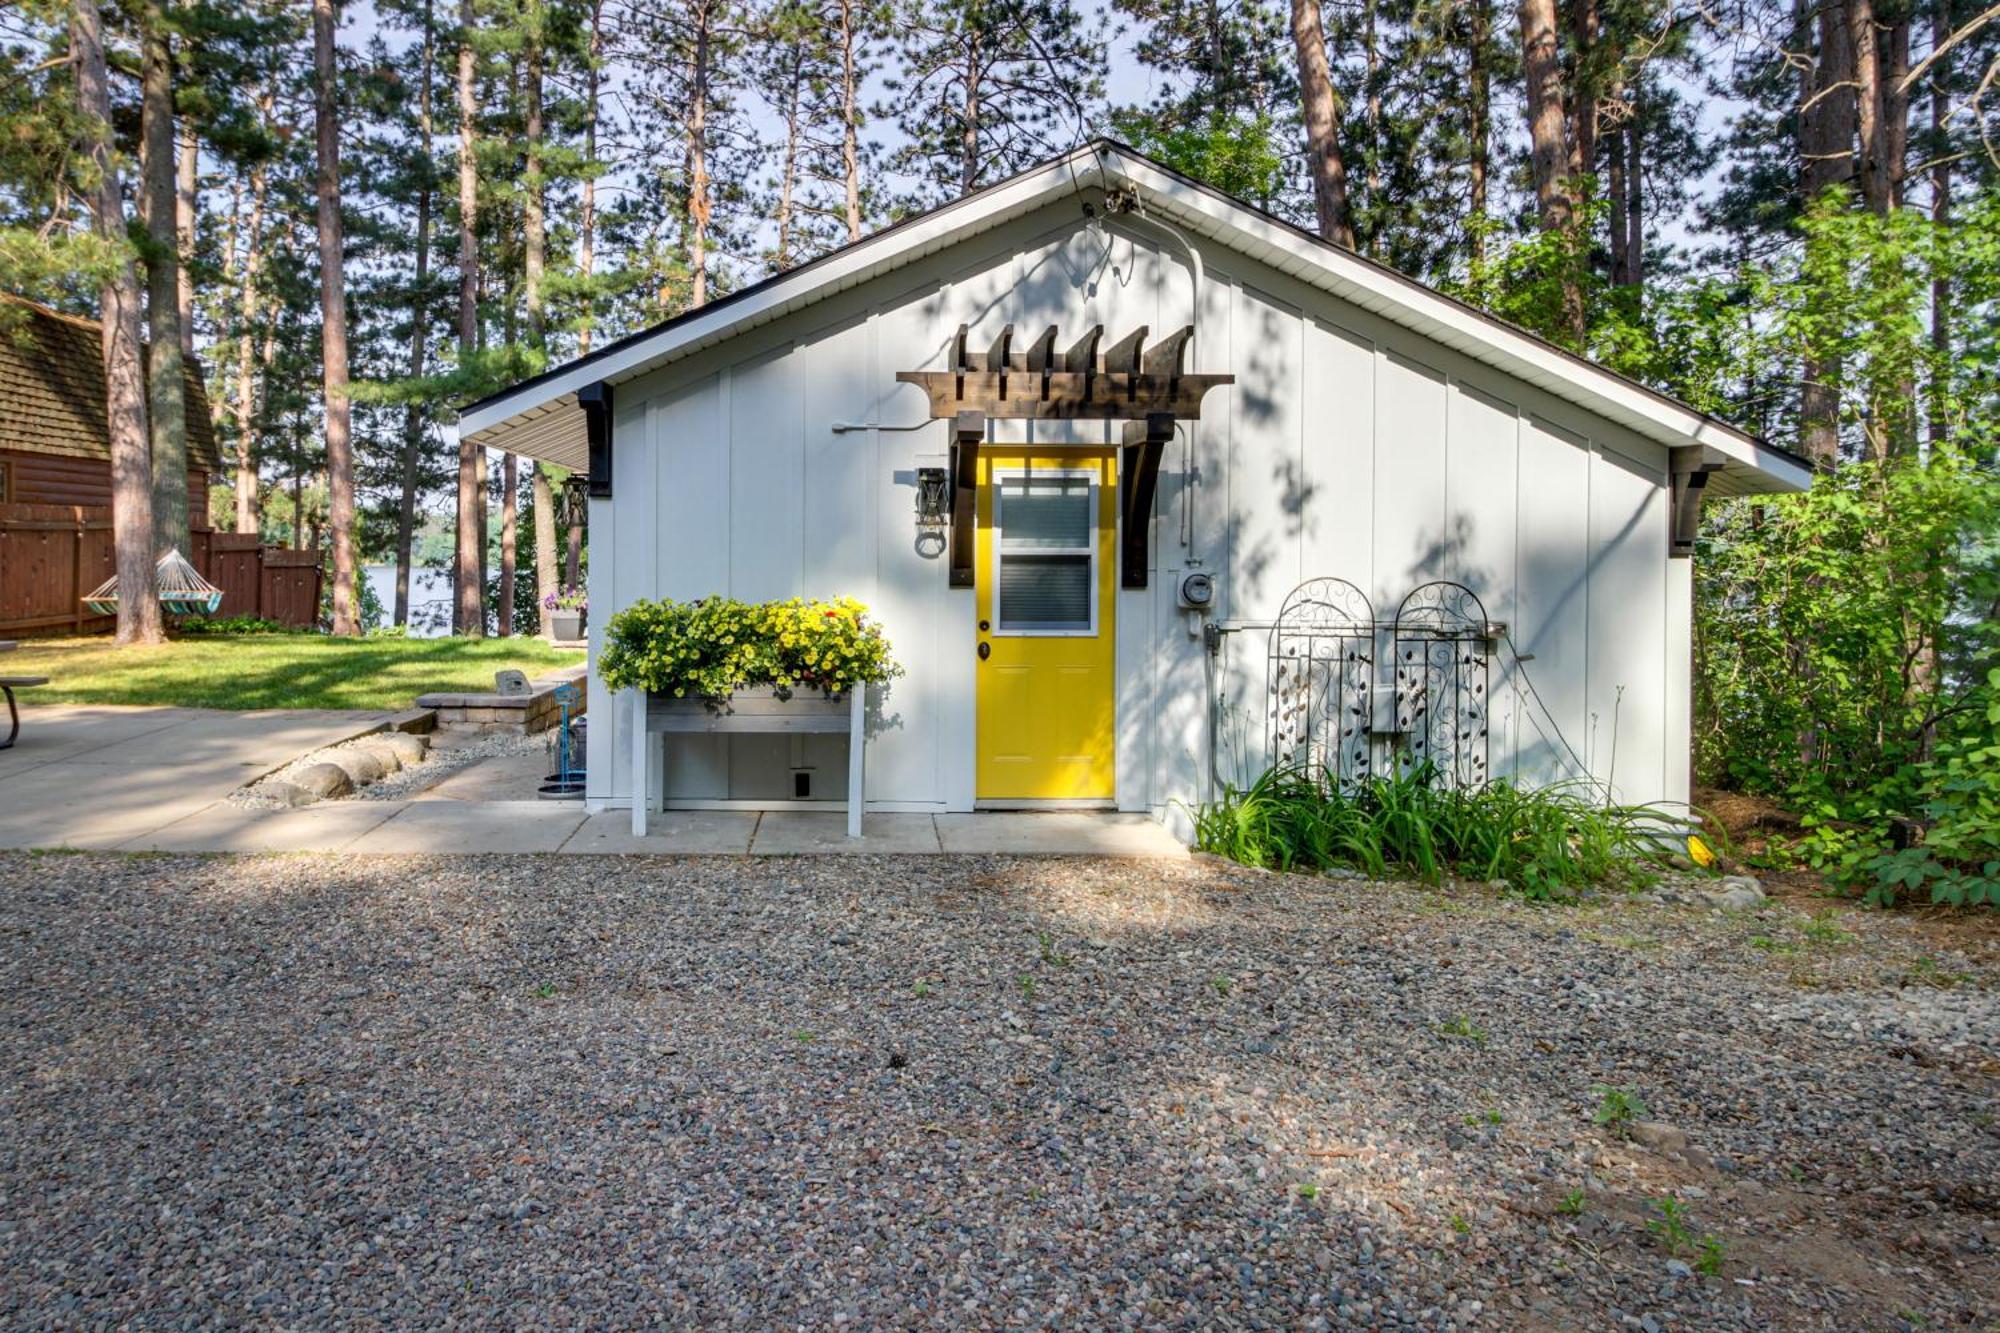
[416,665,588,735]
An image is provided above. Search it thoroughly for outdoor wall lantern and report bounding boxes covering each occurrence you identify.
[914,466,950,559]
[915,467,950,527]
[559,474,590,530]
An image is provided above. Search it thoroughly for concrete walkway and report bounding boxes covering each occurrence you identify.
[115,805,1186,856]
[1,705,1186,857]
[0,704,396,850]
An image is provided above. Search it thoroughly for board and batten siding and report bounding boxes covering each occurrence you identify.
[586,197,1688,819]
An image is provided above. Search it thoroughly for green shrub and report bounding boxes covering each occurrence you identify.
[175,614,296,636]
[1190,764,1674,898]
[598,596,902,700]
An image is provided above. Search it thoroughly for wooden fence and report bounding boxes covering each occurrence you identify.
[0,504,324,638]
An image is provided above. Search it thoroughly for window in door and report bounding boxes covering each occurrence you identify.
[992,471,1097,634]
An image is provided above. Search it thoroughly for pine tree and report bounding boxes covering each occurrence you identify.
[72,0,162,644]
[884,0,1105,203]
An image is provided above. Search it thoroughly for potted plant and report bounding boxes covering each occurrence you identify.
[597,595,902,715]
[543,586,587,642]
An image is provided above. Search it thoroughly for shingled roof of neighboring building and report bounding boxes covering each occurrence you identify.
[0,292,222,473]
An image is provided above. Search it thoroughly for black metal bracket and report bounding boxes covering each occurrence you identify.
[578,380,615,499]
[949,410,984,588]
[1669,445,1727,558]
[1120,413,1174,588]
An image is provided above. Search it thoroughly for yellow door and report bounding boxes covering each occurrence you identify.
[975,448,1117,802]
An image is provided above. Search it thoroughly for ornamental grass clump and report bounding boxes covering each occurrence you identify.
[598,596,902,700]
[1191,764,1675,899]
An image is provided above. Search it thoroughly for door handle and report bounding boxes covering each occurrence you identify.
[977,641,991,660]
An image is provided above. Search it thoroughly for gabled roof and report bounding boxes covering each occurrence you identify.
[460,140,1812,496]
[0,292,222,473]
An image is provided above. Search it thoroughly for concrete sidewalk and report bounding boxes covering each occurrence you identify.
[0,705,396,850]
[1,705,1186,857]
[114,804,1187,857]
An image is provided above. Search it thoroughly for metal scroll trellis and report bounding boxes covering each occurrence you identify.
[1267,577,1494,791]
[1267,578,1376,789]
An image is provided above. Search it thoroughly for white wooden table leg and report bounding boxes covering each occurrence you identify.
[847,687,865,839]
[631,689,647,838]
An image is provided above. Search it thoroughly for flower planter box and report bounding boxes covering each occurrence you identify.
[549,609,584,642]
[632,685,866,837]
[645,685,849,731]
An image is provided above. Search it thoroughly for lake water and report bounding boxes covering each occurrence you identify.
[364,565,455,637]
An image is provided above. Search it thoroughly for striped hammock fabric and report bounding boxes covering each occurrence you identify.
[83,547,226,617]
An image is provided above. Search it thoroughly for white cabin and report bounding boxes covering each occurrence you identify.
[460,141,1811,834]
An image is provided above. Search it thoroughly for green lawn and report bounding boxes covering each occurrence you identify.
[2,635,585,711]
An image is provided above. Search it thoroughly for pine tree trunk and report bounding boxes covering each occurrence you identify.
[533,464,557,636]
[396,0,436,627]
[578,0,601,353]
[499,453,516,635]
[74,0,161,645]
[686,3,712,308]
[1518,0,1583,340]
[313,0,358,637]
[1290,0,1355,248]
[840,0,863,241]
[1565,0,1599,187]
[775,62,802,271]
[1928,0,1951,449]
[233,143,268,536]
[1851,0,1887,213]
[175,125,196,359]
[1798,0,1855,466]
[140,3,189,560]
[523,14,557,634]
[1622,112,1642,285]
[959,29,983,194]
[1466,0,1490,264]
[455,0,485,635]
[1363,0,1381,254]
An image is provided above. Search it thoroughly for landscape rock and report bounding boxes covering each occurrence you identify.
[350,741,406,775]
[372,731,429,765]
[254,780,318,808]
[1627,1121,1690,1153]
[287,762,353,800]
[323,747,387,786]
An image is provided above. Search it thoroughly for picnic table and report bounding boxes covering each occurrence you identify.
[1,640,49,751]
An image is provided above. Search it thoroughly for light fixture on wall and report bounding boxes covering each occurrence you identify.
[914,466,950,559]
[559,473,590,530]
[915,467,950,527]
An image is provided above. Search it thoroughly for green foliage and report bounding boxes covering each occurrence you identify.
[598,596,903,699]
[1111,110,1287,207]
[1695,447,1998,907]
[1861,673,2000,907]
[1438,1015,1488,1045]
[1647,1195,1724,1273]
[175,614,297,636]
[1590,1084,1646,1133]
[1190,765,1675,898]
[1557,1188,1586,1216]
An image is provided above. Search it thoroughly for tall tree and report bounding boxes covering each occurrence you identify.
[73,0,162,645]
[394,0,439,625]
[1291,0,1355,246]
[312,0,358,636]
[139,0,190,557]
[455,0,485,635]
[887,0,1105,202]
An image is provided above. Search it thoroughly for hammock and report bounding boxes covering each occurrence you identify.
[83,547,225,617]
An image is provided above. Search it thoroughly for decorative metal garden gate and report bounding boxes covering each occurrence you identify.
[1266,578,1375,788]
[1390,581,1493,790]
[1267,577,1494,790]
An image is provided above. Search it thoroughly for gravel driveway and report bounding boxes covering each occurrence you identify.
[1,852,1993,1329]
